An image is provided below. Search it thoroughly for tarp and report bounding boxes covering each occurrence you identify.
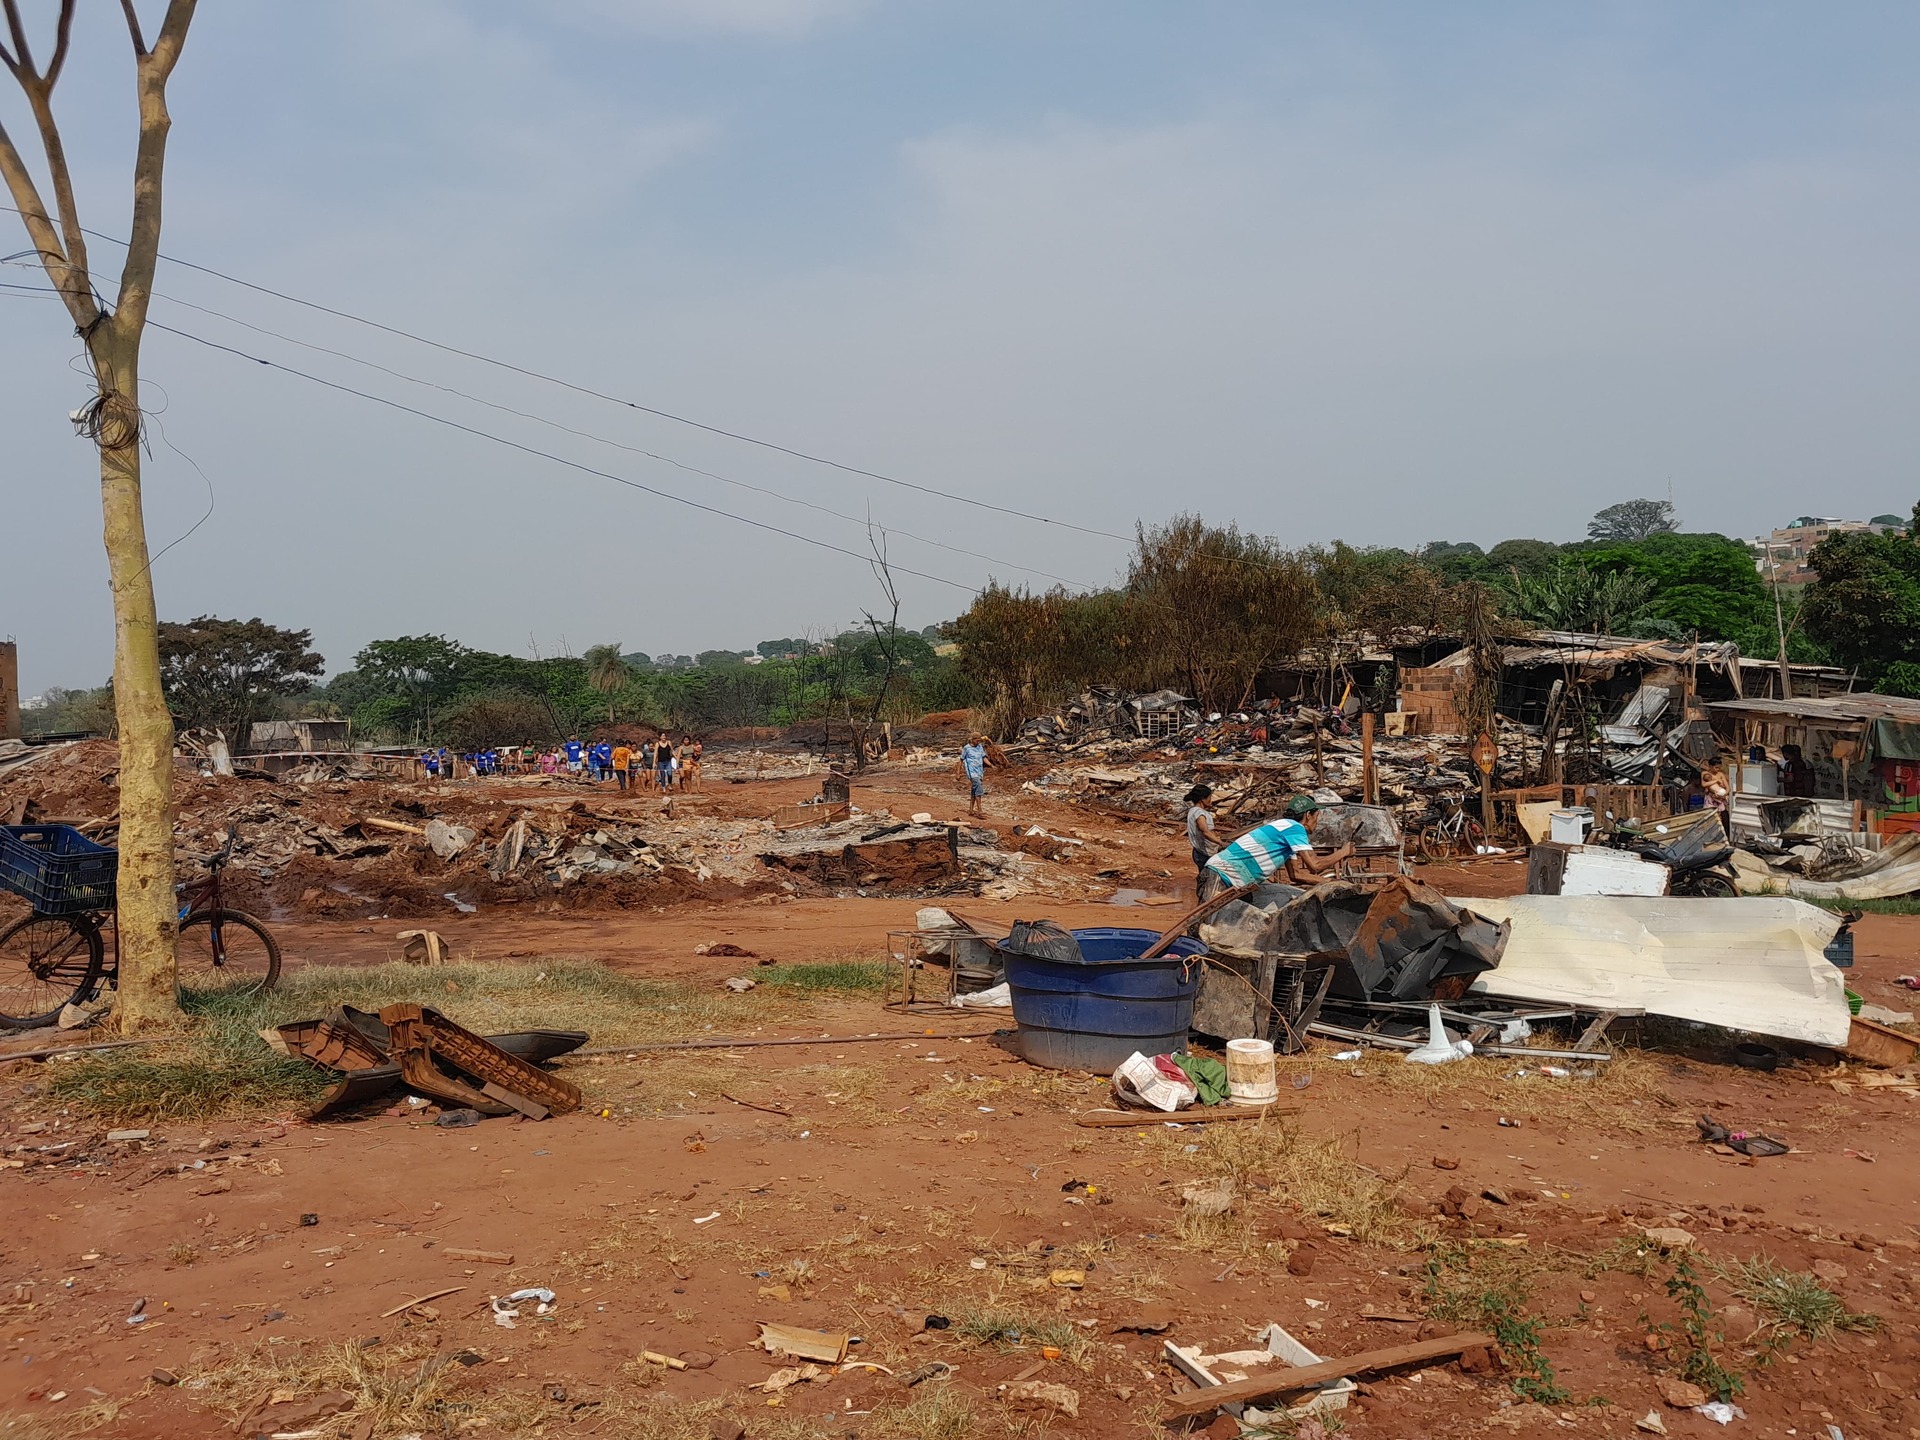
[1464,895,1848,1046]
[1873,718,1920,762]
[1267,878,1509,1003]
[1730,832,1920,901]
[1307,803,1402,850]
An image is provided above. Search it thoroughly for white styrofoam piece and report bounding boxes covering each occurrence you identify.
[1560,846,1670,897]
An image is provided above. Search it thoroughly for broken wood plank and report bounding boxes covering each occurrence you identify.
[379,1286,466,1319]
[1074,1106,1298,1128]
[442,1247,514,1265]
[1138,882,1258,960]
[1160,1331,1496,1419]
[359,817,427,836]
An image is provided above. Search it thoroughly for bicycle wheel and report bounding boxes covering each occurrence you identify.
[0,913,105,1028]
[176,909,282,997]
[1418,825,1451,864]
[1463,819,1487,855]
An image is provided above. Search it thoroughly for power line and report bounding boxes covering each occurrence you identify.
[142,286,1096,591]
[0,206,1132,544]
[145,319,983,595]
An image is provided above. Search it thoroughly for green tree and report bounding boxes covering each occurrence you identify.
[1578,533,1771,647]
[1587,499,1678,542]
[157,616,325,743]
[1485,538,1564,579]
[1801,505,1920,688]
[583,643,630,722]
[346,635,472,740]
[1506,562,1659,635]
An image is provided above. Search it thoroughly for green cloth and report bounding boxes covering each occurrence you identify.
[1173,1054,1230,1106]
[1872,718,1920,763]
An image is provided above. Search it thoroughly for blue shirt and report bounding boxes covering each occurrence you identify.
[1206,817,1314,886]
[961,743,986,781]
[565,741,583,763]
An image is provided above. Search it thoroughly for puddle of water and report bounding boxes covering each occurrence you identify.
[443,892,477,914]
[1108,888,1148,906]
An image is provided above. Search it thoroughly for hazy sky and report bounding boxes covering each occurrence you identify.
[5,1,1919,695]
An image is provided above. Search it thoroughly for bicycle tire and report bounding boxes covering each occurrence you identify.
[176,909,282,996]
[0,913,105,1029]
[1418,826,1451,864]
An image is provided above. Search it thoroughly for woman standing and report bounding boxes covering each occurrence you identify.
[1185,784,1219,901]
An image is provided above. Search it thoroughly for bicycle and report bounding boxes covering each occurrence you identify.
[0,824,281,1028]
[1416,792,1487,863]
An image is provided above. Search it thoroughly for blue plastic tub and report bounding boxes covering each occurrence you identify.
[998,926,1205,1072]
[0,824,117,917]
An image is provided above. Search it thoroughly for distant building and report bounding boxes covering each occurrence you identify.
[1749,515,1898,585]
[246,718,351,754]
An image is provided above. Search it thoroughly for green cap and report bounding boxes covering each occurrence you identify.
[1284,794,1320,819]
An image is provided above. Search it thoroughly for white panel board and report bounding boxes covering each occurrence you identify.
[1463,895,1848,1046]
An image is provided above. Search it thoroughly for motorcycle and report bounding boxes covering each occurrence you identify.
[1597,811,1740,897]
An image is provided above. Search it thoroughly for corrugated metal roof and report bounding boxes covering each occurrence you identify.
[1705,694,1920,724]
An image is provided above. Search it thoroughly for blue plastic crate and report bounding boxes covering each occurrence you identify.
[0,825,118,916]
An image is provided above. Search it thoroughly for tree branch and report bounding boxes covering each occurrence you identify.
[112,0,196,334]
[117,0,145,55]
[17,60,91,291]
[2,0,34,78]
[146,0,192,82]
[44,0,74,87]
[0,114,98,331]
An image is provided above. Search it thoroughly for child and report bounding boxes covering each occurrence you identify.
[960,733,989,817]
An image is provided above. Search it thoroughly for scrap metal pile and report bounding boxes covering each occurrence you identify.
[262,1003,587,1121]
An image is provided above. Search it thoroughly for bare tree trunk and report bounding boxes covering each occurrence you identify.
[1,0,199,1032]
[94,335,178,1031]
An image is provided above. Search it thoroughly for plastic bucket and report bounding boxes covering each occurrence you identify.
[1224,1037,1279,1106]
[998,927,1203,1073]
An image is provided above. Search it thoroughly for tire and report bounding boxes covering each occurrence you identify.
[176,909,282,998]
[1680,872,1738,899]
[1418,826,1452,864]
[1464,820,1487,855]
[0,913,105,1029]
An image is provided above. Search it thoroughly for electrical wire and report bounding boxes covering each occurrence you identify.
[7,209,1307,593]
[0,205,1131,542]
[143,287,1097,591]
[144,318,984,595]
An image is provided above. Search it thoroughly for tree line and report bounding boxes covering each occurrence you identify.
[24,498,1916,746]
[949,500,1920,733]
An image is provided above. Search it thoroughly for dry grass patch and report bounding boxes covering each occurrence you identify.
[42,957,870,1123]
[1141,1115,1429,1254]
[1296,1044,1672,1135]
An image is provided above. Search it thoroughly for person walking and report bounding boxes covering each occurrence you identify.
[564,736,584,775]
[611,740,632,791]
[654,735,675,791]
[682,736,702,791]
[1184,784,1220,901]
[960,733,990,817]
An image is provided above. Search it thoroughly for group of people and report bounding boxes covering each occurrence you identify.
[418,735,702,790]
[562,735,702,791]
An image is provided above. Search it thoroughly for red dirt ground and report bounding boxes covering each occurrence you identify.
[1,759,1916,1439]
